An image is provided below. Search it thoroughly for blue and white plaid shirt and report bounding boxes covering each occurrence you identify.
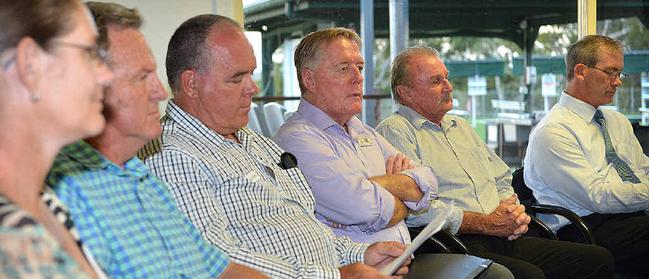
[139,101,368,279]
[47,141,229,278]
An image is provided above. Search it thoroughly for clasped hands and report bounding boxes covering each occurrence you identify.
[485,194,531,240]
[383,154,531,241]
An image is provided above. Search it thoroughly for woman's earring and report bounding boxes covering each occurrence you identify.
[30,91,40,103]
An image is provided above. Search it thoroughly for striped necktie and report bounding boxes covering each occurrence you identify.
[593,110,641,183]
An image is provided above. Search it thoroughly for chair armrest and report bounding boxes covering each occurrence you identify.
[529,215,558,240]
[433,230,470,254]
[530,204,597,245]
[426,235,454,254]
[408,228,469,254]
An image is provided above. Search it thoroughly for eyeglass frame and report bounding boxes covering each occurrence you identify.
[586,65,627,80]
[1,40,106,70]
[50,40,107,63]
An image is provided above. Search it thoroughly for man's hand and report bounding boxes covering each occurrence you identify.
[370,154,422,202]
[363,241,409,276]
[460,194,531,239]
[507,222,529,240]
[220,263,269,278]
[385,154,415,175]
[505,197,531,240]
[339,263,398,279]
[484,194,531,238]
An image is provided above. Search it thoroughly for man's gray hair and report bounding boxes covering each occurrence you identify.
[85,2,143,65]
[294,27,361,95]
[391,45,440,104]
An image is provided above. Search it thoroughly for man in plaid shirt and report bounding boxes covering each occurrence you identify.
[140,14,411,279]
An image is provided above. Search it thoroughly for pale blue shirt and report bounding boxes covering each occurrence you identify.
[273,99,437,244]
[376,105,514,234]
[524,92,649,231]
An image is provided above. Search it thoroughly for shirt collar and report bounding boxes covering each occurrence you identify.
[558,91,598,123]
[397,104,428,129]
[297,98,364,133]
[60,141,148,177]
[60,141,110,169]
[165,100,254,147]
[397,104,455,132]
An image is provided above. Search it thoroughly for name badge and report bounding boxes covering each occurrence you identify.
[356,136,373,147]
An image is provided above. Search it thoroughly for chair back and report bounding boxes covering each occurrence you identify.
[247,103,263,134]
[263,102,285,137]
[511,167,535,207]
[283,110,296,121]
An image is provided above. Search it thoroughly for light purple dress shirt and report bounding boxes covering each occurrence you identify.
[273,99,437,244]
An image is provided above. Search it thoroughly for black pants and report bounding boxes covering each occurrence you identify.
[457,234,614,279]
[557,211,649,277]
[406,254,513,279]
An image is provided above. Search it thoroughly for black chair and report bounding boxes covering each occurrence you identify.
[511,167,597,245]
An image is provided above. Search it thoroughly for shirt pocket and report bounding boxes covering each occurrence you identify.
[464,145,495,185]
[358,143,389,176]
[274,167,316,210]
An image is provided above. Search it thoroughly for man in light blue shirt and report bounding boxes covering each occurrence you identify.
[524,35,649,277]
[376,45,614,279]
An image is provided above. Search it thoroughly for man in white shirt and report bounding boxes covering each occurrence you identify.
[524,34,649,277]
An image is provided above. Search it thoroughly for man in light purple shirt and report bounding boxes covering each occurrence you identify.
[274,27,513,279]
[273,28,436,245]
[275,99,435,244]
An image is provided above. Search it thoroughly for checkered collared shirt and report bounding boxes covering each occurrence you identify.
[47,141,230,278]
[139,101,368,279]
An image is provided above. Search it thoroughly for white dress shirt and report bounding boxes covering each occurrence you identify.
[524,92,649,231]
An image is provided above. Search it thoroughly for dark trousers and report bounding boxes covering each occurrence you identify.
[557,211,649,277]
[457,234,614,279]
[406,254,513,279]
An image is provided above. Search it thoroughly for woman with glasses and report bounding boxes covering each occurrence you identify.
[0,0,112,277]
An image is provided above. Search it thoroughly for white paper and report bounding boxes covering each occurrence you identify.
[381,203,454,275]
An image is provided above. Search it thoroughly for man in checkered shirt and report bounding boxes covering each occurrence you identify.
[140,14,413,278]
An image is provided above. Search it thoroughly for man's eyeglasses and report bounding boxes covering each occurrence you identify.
[587,65,626,80]
[51,40,106,63]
